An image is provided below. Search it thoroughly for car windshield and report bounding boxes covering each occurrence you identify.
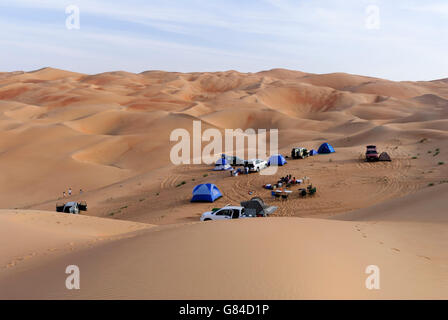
[367,150,377,154]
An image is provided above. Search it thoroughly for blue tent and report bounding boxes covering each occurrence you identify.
[214,157,233,171]
[309,149,318,156]
[318,143,335,154]
[215,157,229,166]
[267,154,287,166]
[191,184,223,202]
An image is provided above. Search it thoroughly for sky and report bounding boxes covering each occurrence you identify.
[0,0,447,81]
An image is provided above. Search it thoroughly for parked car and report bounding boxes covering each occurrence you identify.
[244,159,268,172]
[291,148,309,159]
[56,201,87,214]
[200,206,247,221]
[366,145,379,162]
[200,198,277,221]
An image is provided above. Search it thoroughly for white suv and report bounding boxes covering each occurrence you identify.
[200,206,245,221]
[244,159,268,173]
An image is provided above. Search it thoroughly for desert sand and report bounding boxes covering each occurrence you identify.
[0,67,446,299]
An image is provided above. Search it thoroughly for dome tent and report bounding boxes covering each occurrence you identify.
[379,152,392,162]
[317,143,335,154]
[191,184,223,202]
[267,154,287,166]
[309,149,318,156]
[215,157,228,166]
[214,157,233,171]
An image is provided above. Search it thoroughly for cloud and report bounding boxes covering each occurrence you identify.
[406,2,448,16]
[0,0,446,80]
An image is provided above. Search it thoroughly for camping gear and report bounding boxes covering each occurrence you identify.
[275,189,292,200]
[291,148,309,159]
[56,201,79,214]
[215,158,227,165]
[78,201,87,211]
[228,155,245,166]
[307,185,317,195]
[318,143,335,154]
[56,202,65,212]
[214,158,233,171]
[271,191,281,200]
[267,154,287,166]
[309,149,318,156]
[214,164,233,171]
[220,154,245,166]
[56,201,87,213]
[379,152,392,162]
[298,185,316,197]
[241,197,277,217]
[191,184,223,202]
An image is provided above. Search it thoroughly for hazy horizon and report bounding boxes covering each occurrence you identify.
[1,0,447,81]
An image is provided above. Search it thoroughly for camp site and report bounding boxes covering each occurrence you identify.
[1,10,447,302]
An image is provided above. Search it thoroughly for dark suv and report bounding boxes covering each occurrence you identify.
[366,145,379,162]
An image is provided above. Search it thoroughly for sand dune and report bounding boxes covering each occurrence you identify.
[0,67,445,215]
[0,210,150,273]
[1,185,446,299]
[334,183,448,223]
[0,67,447,299]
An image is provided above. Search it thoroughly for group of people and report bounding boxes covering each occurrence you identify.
[277,175,302,187]
[62,187,83,198]
[230,167,250,177]
[263,174,307,191]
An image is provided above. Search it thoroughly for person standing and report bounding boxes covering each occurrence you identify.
[68,187,72,196]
